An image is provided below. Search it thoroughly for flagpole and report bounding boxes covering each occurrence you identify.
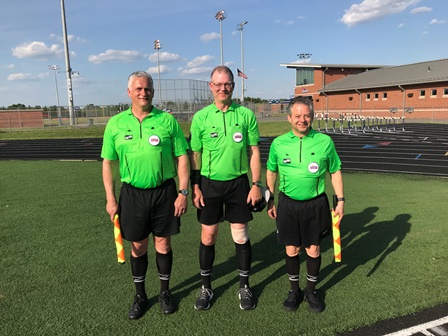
[237,21,248,104]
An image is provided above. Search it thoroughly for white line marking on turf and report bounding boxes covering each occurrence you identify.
[382,315,448,336]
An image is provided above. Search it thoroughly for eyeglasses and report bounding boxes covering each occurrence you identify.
[210,82,234,89]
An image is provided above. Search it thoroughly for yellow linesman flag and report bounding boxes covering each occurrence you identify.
[114,214,125,264]
[332,210,342,263]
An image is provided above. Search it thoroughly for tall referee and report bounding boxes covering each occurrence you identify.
[189,65,262,311]
[266,96,345,313]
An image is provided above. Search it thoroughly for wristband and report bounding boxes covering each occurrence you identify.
[337,197,345,202]
[190,170,201,186]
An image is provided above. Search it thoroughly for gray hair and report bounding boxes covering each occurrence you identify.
[128,71,154,89]
[288,96,314,116]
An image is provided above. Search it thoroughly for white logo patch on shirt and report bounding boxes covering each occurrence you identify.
[233,132,243,143]
[308,162,319,173]
[149,135,160,146]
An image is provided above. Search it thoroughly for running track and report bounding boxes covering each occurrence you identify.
[1,123,447,178]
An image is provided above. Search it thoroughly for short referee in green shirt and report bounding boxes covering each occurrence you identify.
[266,96,345,313]
[189,65,262,311]
[101,71,189,319]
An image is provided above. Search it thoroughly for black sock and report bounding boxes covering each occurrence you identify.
[199,242,215,289]
[130,253,148,299]
[306,254,321,292]
[285,254,300,292]
[156,250,173,293]
[235,240,252,288]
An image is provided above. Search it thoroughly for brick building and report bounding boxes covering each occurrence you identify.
[280,58,448,121]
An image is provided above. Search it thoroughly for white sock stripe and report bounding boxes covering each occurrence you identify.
[307,274,318,283]
[133,275,145,283]
[159,273,170,281]
[200,269,212,277]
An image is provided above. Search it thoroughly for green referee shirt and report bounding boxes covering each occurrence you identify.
[267,128,342,201]
[190,102,260,181]
[101,107,188,189]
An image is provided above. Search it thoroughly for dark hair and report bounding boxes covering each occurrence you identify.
[288,96,314,116]
[210,65,234,82]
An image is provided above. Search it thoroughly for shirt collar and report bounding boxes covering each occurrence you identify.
[288,127,316,139]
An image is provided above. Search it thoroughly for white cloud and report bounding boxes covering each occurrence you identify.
[148,51,181,63]
[88,50,142,64]
[340,0,420,27]
[4,64,15,69]
[50,33,87,43]
[411,6,432,14]
[178,67,213,76]
[398,23,405,28]
[7,73,49,80]
[12,41,63,60]
[147,64,171,75]
[274,19,294,25]
[187,55,214,68]
[200,32,219,42]
[430,19,445,24]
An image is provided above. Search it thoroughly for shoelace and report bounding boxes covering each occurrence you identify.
[197,287,213,300]
[238,287,252,300]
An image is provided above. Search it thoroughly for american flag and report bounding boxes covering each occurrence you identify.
[237,68,248,79]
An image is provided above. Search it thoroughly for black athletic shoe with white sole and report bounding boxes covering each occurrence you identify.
[194,286,214,310]
[238,285,256,310]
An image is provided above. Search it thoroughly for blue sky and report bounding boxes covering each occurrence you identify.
[0,0,446,107]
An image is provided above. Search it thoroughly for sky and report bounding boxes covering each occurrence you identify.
[0,0,447,108]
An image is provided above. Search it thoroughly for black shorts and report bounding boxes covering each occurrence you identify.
[118,178,180,242]
[197,174,253,225]
[276,192,331,248]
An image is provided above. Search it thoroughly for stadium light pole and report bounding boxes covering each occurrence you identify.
[48,65,62,126]
[215,10,226,65]
[60,0,75,125]
[297,53,312,60]
[154,39,162,106]
[237,21,248,103]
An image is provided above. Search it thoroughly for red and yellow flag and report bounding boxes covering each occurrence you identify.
[114,214,125,264]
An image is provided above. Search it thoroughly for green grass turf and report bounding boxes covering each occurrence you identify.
[1,161,447,335]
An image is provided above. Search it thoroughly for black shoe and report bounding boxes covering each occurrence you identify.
[304,289,323,313]
[238,285,256,310]
[194,286,214,310]
[283,290,303,312]
[159,290,176,314]
[128,294,149,320]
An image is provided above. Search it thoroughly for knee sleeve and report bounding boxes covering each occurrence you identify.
[231,226,249,244]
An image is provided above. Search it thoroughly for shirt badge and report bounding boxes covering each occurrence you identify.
[308,162,319,173]
[283,158,291,164]
[124,135,133,140]
[210,132,218,138]
[149,135,160,146]
[233,132,243,143]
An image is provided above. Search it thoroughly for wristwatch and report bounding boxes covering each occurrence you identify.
[252,181,262,187]
[337,197,345,202]
[179,189,189,196]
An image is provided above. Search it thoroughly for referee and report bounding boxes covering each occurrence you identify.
[189,65,262,311]
[266,96,344,313]
[101,71,189,319]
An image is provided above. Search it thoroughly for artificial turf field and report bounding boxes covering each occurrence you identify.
[1,161,447,335]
